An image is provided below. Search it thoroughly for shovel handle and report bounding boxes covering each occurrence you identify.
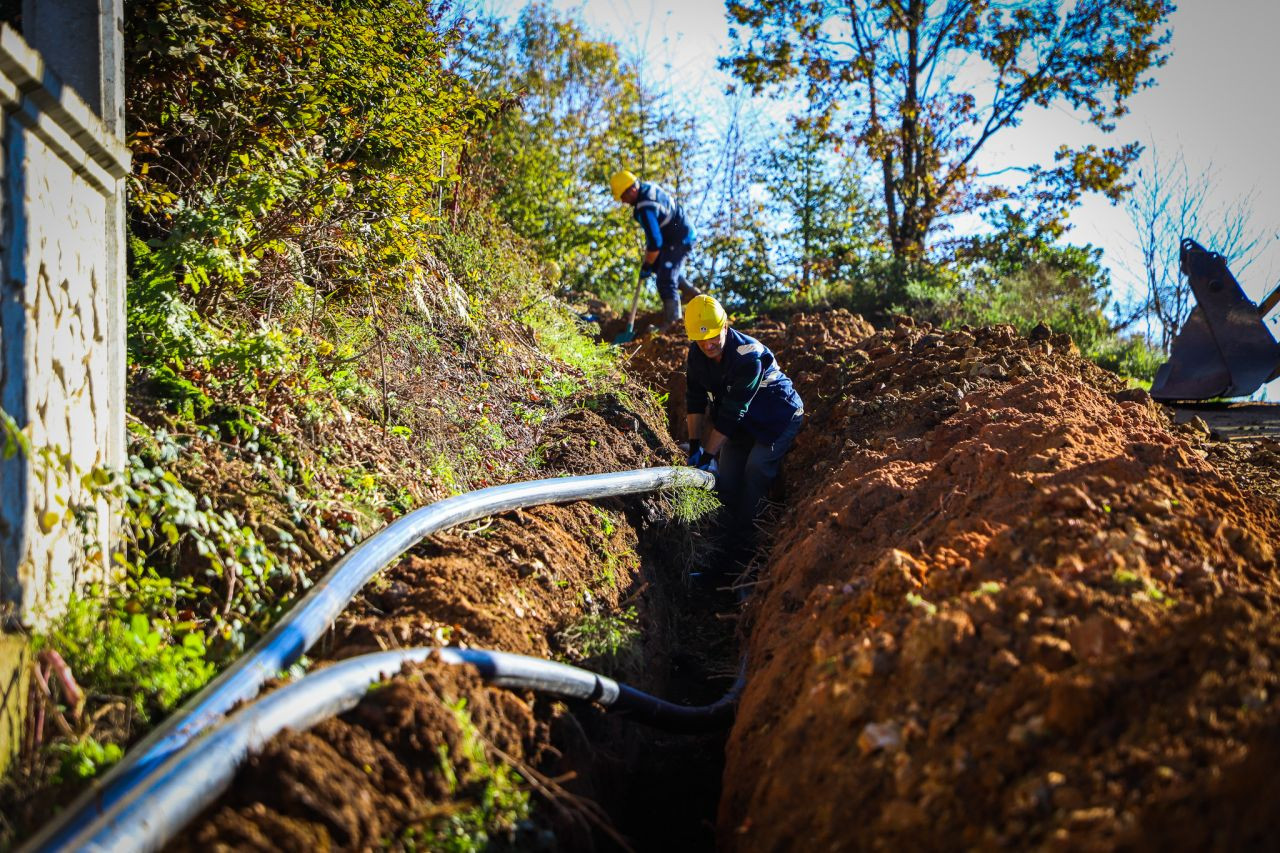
[1258,281,1280,318]
[625,267,644,330]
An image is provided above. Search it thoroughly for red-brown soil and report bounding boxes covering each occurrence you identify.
[181,661,543,851]
[617,308,876,445]
[149,308,1280,851]
[175,377,735,850]
[708,318,1280,851]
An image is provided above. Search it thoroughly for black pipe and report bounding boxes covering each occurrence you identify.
[612,666,745,732]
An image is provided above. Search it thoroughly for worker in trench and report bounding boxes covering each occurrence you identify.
[609,169,701,329]
[683,294,804,585]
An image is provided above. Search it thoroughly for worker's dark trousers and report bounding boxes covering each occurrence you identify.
[654,241,693,302]
[714,408,805,569]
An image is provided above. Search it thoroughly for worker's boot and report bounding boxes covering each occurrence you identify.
[678,281,702,304]
[661,297,681,331]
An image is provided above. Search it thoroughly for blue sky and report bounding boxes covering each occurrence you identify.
[482,0,1280,316]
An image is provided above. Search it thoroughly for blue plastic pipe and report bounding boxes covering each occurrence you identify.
[60,647,744,852]
[57,645,742,850]
[25,466,713,852]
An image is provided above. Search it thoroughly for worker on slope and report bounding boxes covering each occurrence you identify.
[610,169,700,330]
[683,294,804,583]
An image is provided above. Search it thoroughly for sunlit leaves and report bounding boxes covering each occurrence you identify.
[127,0,496,310]
[459,4,695,307]
[723,0,1175,260]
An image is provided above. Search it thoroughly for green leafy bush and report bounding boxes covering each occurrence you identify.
[48,737,124,784]
[128,0,493,296]
[1092,334,1164,384]
[37,588,215,724]
[904,212,1162,382]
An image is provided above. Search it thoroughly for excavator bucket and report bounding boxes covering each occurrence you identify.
[1149,239,1280,401]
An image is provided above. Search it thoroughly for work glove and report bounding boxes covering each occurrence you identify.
[696,455,718,475]
[639,263,656,278]
[685,440,703,467]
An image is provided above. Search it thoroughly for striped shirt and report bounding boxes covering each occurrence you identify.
[632,181,695,250]
[687,328,802,443]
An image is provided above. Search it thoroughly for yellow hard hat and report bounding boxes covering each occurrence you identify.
[684,294,728,341]
[610,170,638,201]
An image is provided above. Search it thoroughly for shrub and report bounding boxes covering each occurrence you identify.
[37,587,216,725]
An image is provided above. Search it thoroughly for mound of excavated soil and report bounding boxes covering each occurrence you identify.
[715,319,1280,851]
[619,308,876,444]
[179,660,543,852]
[177,382,729,849]
[164,307,1280,851]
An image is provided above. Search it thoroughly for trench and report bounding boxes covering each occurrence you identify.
[549,505,744,850]
[32,468,752,852]
[99,314,1279,852]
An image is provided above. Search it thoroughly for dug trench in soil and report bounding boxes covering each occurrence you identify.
[699,316,1280,851]
[170,392,741,851]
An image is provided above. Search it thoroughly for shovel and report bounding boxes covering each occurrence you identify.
[613,267,645,344]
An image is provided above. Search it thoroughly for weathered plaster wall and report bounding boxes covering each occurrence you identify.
[0,3,128,778]
[0,633,29,771]
[0,22,128,623]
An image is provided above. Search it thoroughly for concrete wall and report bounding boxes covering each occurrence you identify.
[0,3,128,777]
[0,20,128,625]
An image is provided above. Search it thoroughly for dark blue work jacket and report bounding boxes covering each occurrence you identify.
[633,181,695,251]
[687,328,802,444]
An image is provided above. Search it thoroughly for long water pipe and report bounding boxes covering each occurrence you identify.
[25,466,714,852]
[62,647,744,852]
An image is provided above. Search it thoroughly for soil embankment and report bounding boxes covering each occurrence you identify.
[711,317,1280,851]
[157,308,1280,851]
[176,387,736,851]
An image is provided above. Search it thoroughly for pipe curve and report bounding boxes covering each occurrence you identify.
[64,647,742,852]
[24,466,713,852]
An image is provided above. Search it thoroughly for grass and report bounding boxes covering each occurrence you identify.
[665,482,721,524]
[590,506,617,538]
[557,607,642,674]
[523,299,619,395]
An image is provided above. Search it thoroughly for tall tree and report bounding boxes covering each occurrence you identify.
[686,98,780,310]
[764,113,881,299]
[724,0,1174,262]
